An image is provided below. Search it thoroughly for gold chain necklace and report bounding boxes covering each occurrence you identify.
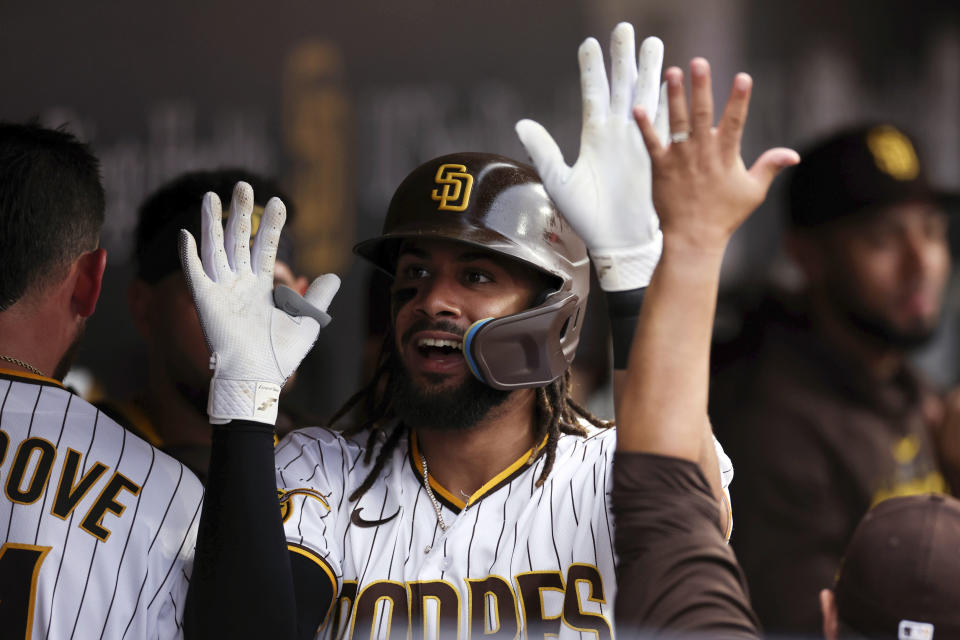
[0,355,44,377]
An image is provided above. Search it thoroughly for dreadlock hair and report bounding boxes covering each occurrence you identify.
[330,334,613,503]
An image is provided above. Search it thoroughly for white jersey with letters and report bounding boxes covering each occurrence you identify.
[0,370,204,639]
[276,423,733,639]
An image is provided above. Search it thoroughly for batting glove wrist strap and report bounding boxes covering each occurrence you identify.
[590,230,662,291]
[208,379,282,425]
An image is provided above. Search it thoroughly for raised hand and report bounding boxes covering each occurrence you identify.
[635,59,800,252]
[179,181,340,425]
[516,22,668,291]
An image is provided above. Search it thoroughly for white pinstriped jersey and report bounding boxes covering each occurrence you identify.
[0,370,204,639]
[276,423,733,639]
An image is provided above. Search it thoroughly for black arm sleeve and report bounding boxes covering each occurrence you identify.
[606,287,646,370]
[292,552,336,636]
[184,421,333,640]
[612,452,761,638]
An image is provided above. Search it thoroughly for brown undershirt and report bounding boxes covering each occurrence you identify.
[612,451,760,638]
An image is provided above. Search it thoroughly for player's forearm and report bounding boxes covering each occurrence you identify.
[184,422,298,639]
[616,238,725,463]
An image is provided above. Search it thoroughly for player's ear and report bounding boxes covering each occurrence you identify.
[820,588,838,640]
[71,248,107,319]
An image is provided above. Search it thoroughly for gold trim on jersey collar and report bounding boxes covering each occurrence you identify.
[0,367,64,388]
[409,431,549,510]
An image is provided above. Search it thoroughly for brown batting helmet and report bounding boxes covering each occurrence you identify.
[354,152,590,390]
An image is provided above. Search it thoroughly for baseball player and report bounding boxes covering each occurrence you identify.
[182,24,733,639]
[611,58,798,636]
[0,122,204,639]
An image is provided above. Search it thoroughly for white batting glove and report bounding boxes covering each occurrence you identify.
[179,181,341,425]
[516,22,669,291]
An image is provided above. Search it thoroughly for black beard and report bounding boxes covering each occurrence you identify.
[824,279,939,351]
[843,305,938,350]
[388,351,511,432]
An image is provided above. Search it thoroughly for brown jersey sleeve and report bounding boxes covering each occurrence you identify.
[612,451,761,638]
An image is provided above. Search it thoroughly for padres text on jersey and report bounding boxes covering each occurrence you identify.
[278,424,615,639]
[277,423,734,639]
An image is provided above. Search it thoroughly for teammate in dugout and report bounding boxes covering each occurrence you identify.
[0,122,203,638]
[180,24,763,639]
[610,58,799,636]
[588,53,960,639]
[607,78,957,637]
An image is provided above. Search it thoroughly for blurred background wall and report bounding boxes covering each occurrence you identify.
[2,0,958,417]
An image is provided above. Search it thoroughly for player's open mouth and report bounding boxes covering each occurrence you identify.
[406,333,467,375]
[416,337,462,358]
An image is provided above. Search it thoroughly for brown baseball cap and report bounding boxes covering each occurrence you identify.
[834,493,960,638]
[787,124,957,228]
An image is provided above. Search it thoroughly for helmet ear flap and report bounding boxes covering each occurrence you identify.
[463,293,583,390]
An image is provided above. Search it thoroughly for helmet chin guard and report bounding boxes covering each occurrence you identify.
[463,292,582,390]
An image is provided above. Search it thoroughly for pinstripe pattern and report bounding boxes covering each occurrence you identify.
[276,424,660,639]
[44,399,99,639]
[278,424,734,639]
[0,372,203,639]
